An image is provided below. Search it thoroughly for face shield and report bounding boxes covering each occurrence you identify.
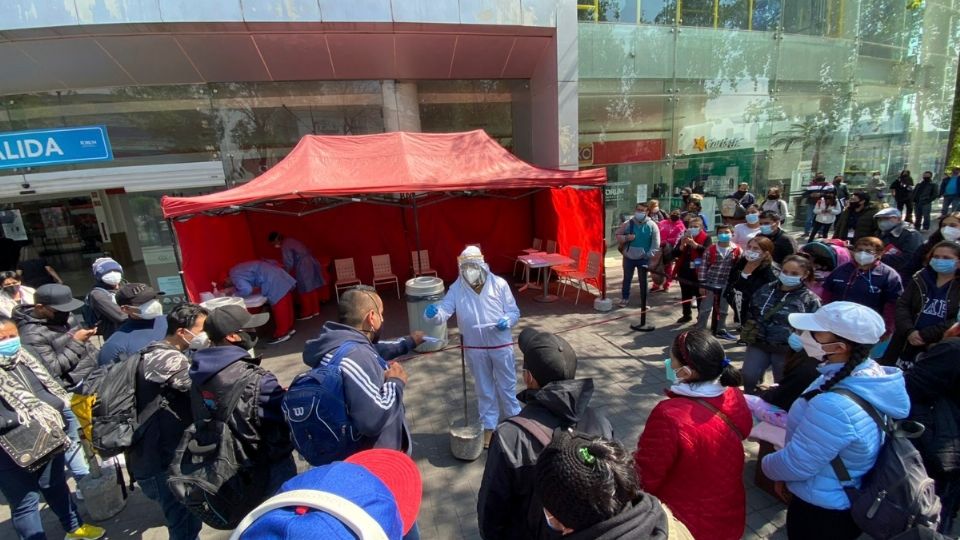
[460,261,485,287]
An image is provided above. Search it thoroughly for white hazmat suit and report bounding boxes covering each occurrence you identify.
[426,247,521,430]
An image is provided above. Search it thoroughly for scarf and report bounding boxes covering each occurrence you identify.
[669,379,726,398]
[0,349,68,435]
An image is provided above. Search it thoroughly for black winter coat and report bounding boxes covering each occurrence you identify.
[914,179,939,205]
[882,268,960,366]
[725,259,779,324]
[12,305,97,391]
[477,379,613,540]
[905,337,960,477]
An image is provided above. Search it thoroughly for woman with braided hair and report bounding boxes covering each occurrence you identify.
[762,302,910,539]
[634,330,752,540]
[535,430,693,539]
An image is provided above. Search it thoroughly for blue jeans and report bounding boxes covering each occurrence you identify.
[138,474,202,540]
[0,453,81,540]
[267,455,297,496]
[61,406,89,481]
[944,195,960,216]
[621,257,649,301]
[804,203,816,234]
[916,202,932,230]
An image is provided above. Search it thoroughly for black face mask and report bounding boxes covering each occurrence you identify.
[2,285,17,297]
[768,194,779,200]
[49,310,70,326]
[670,215,680,222]
[229,330,259,351]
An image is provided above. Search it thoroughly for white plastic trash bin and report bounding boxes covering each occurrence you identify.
[405,277,447,352]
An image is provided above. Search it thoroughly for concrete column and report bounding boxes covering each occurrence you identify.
[381,80,421,132]
[529,1,579,170]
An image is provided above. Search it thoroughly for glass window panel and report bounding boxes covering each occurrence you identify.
[718,0,750,29]
[639,0,678,24]
[751,0,782,31]
[680,0,717,27]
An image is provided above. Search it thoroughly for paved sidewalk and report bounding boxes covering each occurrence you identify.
[0,250,804,540]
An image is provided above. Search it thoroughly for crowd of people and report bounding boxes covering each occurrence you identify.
[2,173,960,540]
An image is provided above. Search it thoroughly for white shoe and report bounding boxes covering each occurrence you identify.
[618,298,629,308]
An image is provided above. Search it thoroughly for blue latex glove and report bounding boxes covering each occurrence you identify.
[788,333,803,352]
[496,316,510,331]
[424,304,438,319]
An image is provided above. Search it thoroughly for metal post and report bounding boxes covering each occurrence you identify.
[460,338,469,426]
[411,194,424,273]
[599,186,608,300]
[167,218,189,301]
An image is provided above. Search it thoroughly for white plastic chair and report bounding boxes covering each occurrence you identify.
[552,246,582,291]
[334,258,362,303]
[560,250,603,304]
[371,254,400,299]
[411,250,438,277]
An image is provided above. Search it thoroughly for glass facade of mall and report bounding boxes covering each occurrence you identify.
[577,0,960,231]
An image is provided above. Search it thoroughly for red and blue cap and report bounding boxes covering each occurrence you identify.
[231,450,422,540]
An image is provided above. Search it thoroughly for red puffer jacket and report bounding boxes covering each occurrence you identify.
[634,387,752,540]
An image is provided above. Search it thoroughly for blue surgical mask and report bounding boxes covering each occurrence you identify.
[779,273,802,287]
[931,258,958,274]
[634,212,647,221]
[745,214,760,224]
[877,220,897,232]
[688,227,701,236]
[0,337,21,358]
[665,358,677,383]
[718,233,732,243]
[760,225,774,235]
[787,333,804,352]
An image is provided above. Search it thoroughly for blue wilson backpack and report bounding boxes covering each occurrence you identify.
[282,342,363,466]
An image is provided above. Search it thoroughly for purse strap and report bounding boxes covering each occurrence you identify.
[682,396,745,440]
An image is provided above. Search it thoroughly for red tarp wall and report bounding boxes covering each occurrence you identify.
[173,187,604,301]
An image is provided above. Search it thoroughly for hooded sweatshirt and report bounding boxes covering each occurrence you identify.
[87,281,127,340]
[302,322,411,454]
[762,359,910,510]
[478,379,613,540]
[562,494,693,540]
[189,344,285,423]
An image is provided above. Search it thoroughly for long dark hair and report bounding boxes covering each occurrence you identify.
[672,329,743,387]
[800,340,872,401]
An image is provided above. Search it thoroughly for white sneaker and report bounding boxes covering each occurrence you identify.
[618,298,629,308]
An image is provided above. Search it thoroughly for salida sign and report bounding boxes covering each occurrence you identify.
[0,126,113,170]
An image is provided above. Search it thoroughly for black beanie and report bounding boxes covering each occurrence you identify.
[535,431,612,531]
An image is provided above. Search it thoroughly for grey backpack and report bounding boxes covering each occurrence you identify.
[829,388,942,539]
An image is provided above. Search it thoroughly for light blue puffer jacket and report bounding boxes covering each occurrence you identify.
[761,359,910,510]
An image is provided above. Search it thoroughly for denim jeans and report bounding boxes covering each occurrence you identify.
[61,406,89,481]
[0,453,81,540]
[267,455,298,496]
[943,195,960,216]
[137,474,202,540]
[804,203,816,234]
[742,346,787,394]
[621,257,649,301]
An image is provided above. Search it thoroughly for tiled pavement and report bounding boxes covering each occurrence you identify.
[2,245,836,540]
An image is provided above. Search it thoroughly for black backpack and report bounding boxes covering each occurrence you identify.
[166,365,270,530]
[76,349,164,458]
[829,388,942,539]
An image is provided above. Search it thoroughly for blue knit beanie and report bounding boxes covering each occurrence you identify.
[91,257,123,279]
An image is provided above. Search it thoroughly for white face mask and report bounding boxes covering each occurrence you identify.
[942,226,960,242]
[185,329,210,350]
[744,250,762,262]
[798,330,843,362]
[136,299,164,320]
[462,266,483,286]
[101,271,123,287]
[854,251,876,266]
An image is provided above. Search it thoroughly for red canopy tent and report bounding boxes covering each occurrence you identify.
[161,130,607,302]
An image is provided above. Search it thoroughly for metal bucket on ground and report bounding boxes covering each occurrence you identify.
[449,418,483,461]
[404,277,447,353]
[77,451,127,521]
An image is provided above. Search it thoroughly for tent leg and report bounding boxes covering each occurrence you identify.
[167,219,189,301]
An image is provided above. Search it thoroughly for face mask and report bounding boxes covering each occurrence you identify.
[798,330,838,361]
[136,299,164,320]
[0,337,21,358]
[185,329,210,350]
[760,225,774,235]
[942,226,960,242]
[670,215,680,222]
[779,273,802,287]
[462,267,482,286]
[877,220,897,232]
[745,214,760,224]
[787,333,804,352]
[854,251,876,266]
[688,227,701,236]
[717,233,732,243]
[744,250,762,262]
[50,311,70,326]
[931,258,958,274]
[814,270,830,281]
[101,271,123,287]
[2,285,18,298]
[664,357,678,383]
[231,330,258,352]
[768,194,779,200]
[634,212,647,221]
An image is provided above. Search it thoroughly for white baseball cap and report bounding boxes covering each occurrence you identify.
[788,301,885,345]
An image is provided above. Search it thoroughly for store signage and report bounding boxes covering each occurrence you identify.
[693,136,745,152]
[0,126,113,170]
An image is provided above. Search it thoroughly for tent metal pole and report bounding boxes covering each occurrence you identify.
[411,194,424,274]
[599,186,607,300]
[167,218,189,301]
